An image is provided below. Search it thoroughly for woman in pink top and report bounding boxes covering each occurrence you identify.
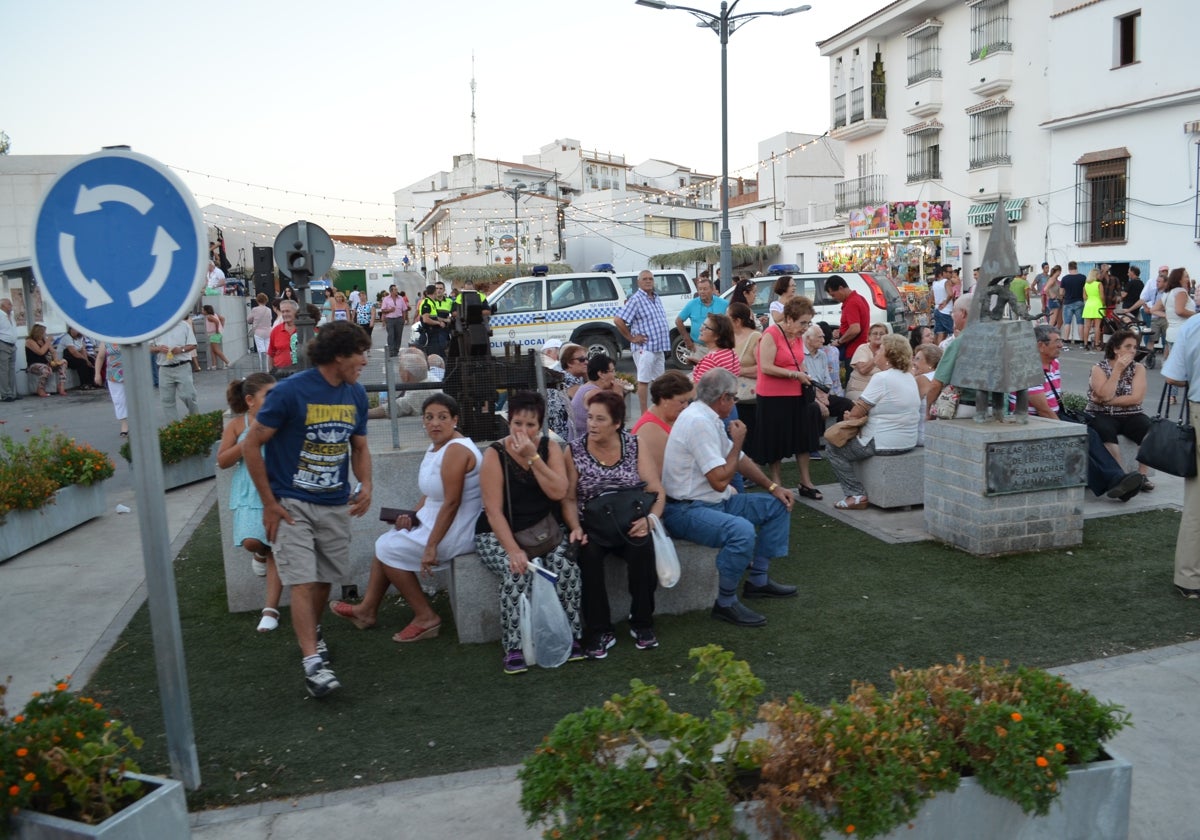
[631,370,694,484]
[755,297,820,497]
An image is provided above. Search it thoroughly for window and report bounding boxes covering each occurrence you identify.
[907,27,941,84]
[494,280,543,314]
[968,100,1012,168]
[1075,149,1129,244]
[970,0,1010,60]
[905,124,942,182]
[1116,10,1140,67]
[644,215,670,237]
[674,219,699,240]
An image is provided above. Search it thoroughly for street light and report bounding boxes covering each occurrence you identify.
[501,182,529,272]
[636,0,810,286]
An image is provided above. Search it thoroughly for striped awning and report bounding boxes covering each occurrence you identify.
[967,198,1026,226]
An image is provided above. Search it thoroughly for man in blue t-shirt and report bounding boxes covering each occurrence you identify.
[675,277,729,358]
[242,321,373,698]
[1058,261,1087,347]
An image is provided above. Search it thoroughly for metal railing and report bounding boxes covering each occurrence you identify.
[834,174,888,212]
[833,94,847,129]
[970,1,1011,60]
[907,36,941,84]
[969,112,1011,169]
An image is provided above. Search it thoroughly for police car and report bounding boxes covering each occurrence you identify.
[486,271,630,359]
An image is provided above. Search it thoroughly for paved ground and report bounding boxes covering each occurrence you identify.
[2,341,1197,839]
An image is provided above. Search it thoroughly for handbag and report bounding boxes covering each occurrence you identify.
[648,514,680,589]
[501,440,562,558]
[933,387,960,420]
[582,482,658,548]
[1044,372,1092,425]
[1137,384,1196,478]
[823,415,867,448]
[735,376,756,402]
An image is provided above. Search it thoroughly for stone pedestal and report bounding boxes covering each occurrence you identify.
[924,417,1086,556]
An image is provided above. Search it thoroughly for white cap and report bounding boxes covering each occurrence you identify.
[543,339,563,351]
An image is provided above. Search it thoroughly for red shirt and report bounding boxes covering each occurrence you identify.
[840,290,870,357]
[267,323,296,368]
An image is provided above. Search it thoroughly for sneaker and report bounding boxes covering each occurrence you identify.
[503,649,528,675]
[630,627,659,650]
[250,554,267,577]
[585,631,617,660]
[809,450,823,461]
[305,666,341,698]
[1175,584,1200,600]
[315,625,331,666]
[568,640,586,662]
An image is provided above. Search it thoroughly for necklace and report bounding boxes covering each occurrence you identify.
[590,437,620,467]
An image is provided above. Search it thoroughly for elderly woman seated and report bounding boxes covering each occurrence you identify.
[824,334,921,510]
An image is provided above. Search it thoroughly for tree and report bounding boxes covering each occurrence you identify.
[0,131,10,155]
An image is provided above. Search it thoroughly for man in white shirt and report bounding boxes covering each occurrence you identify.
[0,298,17,401]
[150,319,199,421]
[661,368,797,627]
[1162,316,1200,599]
[206,261,225,294]
[931,266,953,342]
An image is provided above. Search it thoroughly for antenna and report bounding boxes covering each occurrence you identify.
[471,52,478,193]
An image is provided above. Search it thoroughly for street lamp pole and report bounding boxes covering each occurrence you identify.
[635,0,810,286]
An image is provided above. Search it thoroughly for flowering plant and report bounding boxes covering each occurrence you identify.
[119,410,223,465]
[0,431,115,521]
[0,678,145,832]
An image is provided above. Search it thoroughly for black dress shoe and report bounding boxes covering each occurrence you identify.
[1105,472,1143,502]
[711,600,767,627]
[743,579,798,599]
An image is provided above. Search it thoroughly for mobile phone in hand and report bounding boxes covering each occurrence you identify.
[379,507,420,526]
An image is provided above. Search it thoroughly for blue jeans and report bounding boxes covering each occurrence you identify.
[1062,301,1084,326]
[1086,426,1128,496]
[662,493,791,601]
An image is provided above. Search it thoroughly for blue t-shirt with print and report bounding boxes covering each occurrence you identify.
[256,368,368,505]
[677,296,730,342]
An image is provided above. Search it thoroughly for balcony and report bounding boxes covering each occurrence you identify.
[968,51,1013,97]
[834,174,888,213]
[907,76,943,118]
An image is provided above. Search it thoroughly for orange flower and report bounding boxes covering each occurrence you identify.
[1036,756,1049,767]
[8,785,18,797]
[23,773,35,782]
[846,825,856,834]
[1054,743,1065,752]
[15,748,27,757]
[1010,712,1022,722]
[13,715,23,723]
[55,682,68,692]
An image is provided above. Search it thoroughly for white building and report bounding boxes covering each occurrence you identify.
[1043,0,1200,274]
[818,0,1200,284]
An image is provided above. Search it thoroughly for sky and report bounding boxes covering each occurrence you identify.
[3,0,875,237]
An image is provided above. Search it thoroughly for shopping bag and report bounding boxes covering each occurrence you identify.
[519,591,537,667]
[528,562,572,668]
[1137,385,1196,478]
[648,513,680,589]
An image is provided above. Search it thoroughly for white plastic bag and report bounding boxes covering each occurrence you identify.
[519,591,537,666]
[528,563,572,668]
[649,513,680,589]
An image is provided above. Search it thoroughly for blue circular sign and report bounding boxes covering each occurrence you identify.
[32,150,206,343]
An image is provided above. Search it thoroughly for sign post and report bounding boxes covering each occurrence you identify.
[32,149,206,789]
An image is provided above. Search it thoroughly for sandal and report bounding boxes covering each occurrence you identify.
[393,619,441,643]
[330,599,375,630]
[1141,476,1155,492]
[797,485,823,501]
[834,495,869,510]
[256,607,280,633]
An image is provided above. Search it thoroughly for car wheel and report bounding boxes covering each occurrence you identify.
[668,332,694,370]
[582,334,619,361]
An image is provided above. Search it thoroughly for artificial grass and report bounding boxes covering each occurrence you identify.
[86,494,1195,812]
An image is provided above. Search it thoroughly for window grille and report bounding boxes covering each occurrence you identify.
[833,94,847,128]
[969,108,1010,168]
[1075,153,1128,244]
[970,0,1011,60]
[907,130,942,183]
[908,30,941,83]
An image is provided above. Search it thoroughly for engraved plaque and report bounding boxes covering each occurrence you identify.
[985,437,1087,495]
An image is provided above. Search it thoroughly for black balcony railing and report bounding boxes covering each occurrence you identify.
[834,174,888,213]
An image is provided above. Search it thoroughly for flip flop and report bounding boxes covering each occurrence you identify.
[329,599,375,630]
[393,620,441,643]
[835,496,869,510]
[256,607,280,633]
[797,485,823,501]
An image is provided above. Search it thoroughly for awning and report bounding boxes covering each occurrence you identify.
[967,198,1026,227]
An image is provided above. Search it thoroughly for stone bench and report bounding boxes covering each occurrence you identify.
[853,447,926,509]
[449,541,720,644]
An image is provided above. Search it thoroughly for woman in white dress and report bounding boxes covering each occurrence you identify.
[330,393,482,642]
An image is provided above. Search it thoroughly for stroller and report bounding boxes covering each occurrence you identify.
[1100,310,1158,368]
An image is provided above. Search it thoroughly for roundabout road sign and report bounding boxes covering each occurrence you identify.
[32,149,206,344]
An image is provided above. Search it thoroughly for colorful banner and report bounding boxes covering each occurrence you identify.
[889,200,950,237]
[847,204,890,239]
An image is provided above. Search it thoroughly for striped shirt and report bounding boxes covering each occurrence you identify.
[692,348,740,382]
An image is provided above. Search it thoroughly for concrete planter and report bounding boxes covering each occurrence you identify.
[12,772,190,839]
[162,450,217,490]
[735,751,1131,840]
[0,480,108,562]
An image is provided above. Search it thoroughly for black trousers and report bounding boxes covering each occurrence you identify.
[576,536,657,636]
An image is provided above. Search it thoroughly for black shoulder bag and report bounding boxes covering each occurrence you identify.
[1137,384,1196,478]
[1044,371,1092,425]
[500,438,562,558]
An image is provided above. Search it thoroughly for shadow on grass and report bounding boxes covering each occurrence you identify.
[86,499,1194,811]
